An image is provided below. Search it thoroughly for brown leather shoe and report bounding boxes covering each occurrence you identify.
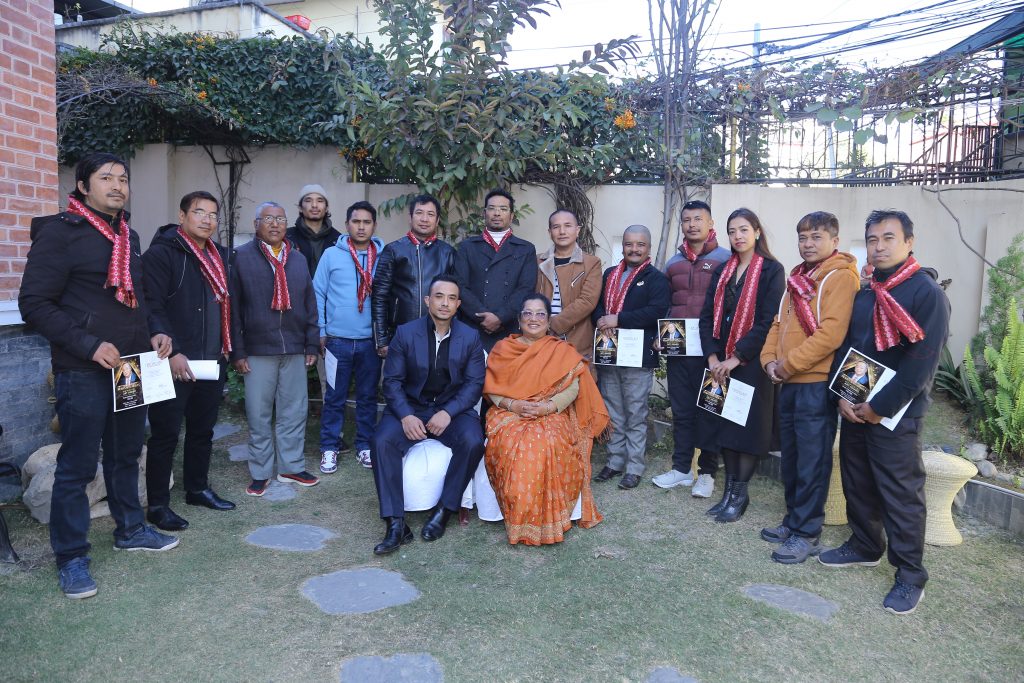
[594,466,622,482]
[618,473,642,490]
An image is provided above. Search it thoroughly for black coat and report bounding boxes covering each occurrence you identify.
[453,234,538,351]
[371,235,456,348]
[286,217,341,276]
[591,262,671,369]
[19,210,152,372]
[143,223,233,361]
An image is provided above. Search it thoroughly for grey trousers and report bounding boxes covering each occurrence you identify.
[598,365,653,476]
[244,354,309,480]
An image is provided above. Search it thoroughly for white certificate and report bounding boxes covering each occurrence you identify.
[324,348,337,390]
[112,351,176,412]
[865,367,911,431]
[658,318,703,356]
[188,360,221,381]
[615,329,645,368]
[696,369,753,427]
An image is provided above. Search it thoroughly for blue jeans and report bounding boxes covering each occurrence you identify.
[778,381,838,538]
[51,369,147,566]
[320,337,381,452]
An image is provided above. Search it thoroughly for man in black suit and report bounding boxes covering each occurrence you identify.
[370,275,486,555]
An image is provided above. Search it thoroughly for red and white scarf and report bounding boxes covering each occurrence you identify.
[786,252,835,337]
[871,256,925,351]
[177,228,232,355]
[407,230,437,246]
[67,196,137,308]
[603,258,650,315]
[712,253,764,358]
[681,228,717,263]
[258,240,292,311]
[349,239,377,313]
[482,229,512,252]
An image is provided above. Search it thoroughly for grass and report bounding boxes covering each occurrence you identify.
[1,401,1022,682]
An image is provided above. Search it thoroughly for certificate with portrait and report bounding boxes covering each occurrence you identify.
[593,329,644,368]
[658,318,702,356]
[112,352,176,412]
[829,347,910,431]
[696,369,753,427]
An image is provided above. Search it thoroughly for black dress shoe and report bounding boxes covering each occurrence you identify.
[421,506,453,542]
[185,488,236,511]
[147,506,189,531]
[374,518,413,555]
[618,473,642,489]
[594,466,622,482]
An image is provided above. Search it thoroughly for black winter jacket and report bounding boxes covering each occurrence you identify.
[592,262,671,369]
[143,224,234,361]
[371,235,455,348]
[287,217,340,276]
[19,210,152,372]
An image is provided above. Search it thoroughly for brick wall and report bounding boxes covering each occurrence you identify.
[1,0,59,301]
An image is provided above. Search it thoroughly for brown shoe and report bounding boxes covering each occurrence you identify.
[618,473,642,490]
[594,466,622,482]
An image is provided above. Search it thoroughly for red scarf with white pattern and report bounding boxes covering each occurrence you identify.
[177,227,232,354]
[871,256,925,351]
[258,240,292,311]
[712,253,764,358]
[681,229,717,263]
[603,258,650,315]
[349,239,377,313]
[67,196,137,308]
[786,252,836,337]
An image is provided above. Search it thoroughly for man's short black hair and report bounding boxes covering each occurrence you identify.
[179,190,219,213]
[428,274,460,295]
[865,209,914,239]
[548,208,579,226]
[796,211,839,238]
[73,152,129,201]
[681,200,712,216]
[484,188,515,214]
[346,200,377,223]
[409,194,441,217]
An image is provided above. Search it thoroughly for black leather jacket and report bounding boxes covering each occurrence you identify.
[371,235,455,348]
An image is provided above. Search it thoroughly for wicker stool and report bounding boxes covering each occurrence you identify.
[824,440,847,526]
[922,450,977,547]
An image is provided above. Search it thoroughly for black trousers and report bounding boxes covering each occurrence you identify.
[778,382,837,538]
[839,416,928,587]
[667,356,718,476]
[371,408,485,519]
[146,373,226,507]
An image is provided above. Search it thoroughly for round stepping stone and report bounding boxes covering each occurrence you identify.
[646,668,699,683]
[245,524,337,552]
[743,583,839,622]
[227,445,249,462]
[340,653,442,682]
[302,567,420,614]
[261,480,297,502]
[212,423,241,441]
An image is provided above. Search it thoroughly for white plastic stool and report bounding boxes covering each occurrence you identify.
[461,457,582,521]
[402,439,454,512]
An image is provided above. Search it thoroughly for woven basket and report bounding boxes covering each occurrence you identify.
[824,436,847,526]
[922,450,977,546]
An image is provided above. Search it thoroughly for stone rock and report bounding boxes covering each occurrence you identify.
[964,442,989,462]
[976,459,998,479]
[227,444,249,462]
[302,567,420,614]
[245,524,337,552]
[260,480,297,502]
[22,444,61,487]
[212,422,240,441]
[743,583,839,622]
[339,653,443,683]
[645,667,699,683]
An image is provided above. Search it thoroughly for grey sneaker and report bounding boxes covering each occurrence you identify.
[818,541,881,568]
[691,474,715,498]
[771,535,821,564]
[883,579,924,615]
[114,525,180,552]
[651,469,694,489]
[58,557,97,599]
[760,523,792,543]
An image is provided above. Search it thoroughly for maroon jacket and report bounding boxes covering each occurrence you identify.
[663,237,732,318]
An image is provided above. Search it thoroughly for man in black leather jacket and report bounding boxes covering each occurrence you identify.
[371,194,455,357]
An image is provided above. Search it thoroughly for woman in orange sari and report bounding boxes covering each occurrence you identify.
[484,294,609,545]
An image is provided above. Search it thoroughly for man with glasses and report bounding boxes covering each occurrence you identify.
[143,191,236,531]
[453,188,538,351]
[230,202,320,496]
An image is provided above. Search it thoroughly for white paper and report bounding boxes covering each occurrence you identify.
[684,319,703,356]
[866,370,912,431]
[830,347,910,431]
[112,351,176,412]
[324,348,337,390]
[188,360,221,381]
[615,329,645,368]
[720,377,754,426]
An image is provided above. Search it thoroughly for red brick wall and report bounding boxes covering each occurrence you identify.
[0,0,58,302]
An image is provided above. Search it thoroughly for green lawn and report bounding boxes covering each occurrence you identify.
[1,402,1021,682]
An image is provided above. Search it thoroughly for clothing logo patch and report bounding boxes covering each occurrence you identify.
[702,262,712,270]
[636,280,645,286]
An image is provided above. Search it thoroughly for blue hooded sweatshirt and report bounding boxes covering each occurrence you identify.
[313,234,385,339]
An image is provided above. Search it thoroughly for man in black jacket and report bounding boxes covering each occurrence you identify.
[591,225,671,490]
[19,152,178,600]
[819,209,950,616]
[371,194,455,357]
[453,188,538,351]
[142,191,236,532]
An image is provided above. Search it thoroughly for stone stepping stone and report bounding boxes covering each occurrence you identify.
[646,668,699,683]
[261,480,297,502]
[302,567,420,615]
[339,653,442,682]
[227,445,249,462]
[743,583,838,622]
[245,524,337,552]
[212,423,241,441]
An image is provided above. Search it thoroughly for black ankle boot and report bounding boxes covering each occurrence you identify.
[374,517,413,555]
[714,480,749,523]
[706,475,734,516]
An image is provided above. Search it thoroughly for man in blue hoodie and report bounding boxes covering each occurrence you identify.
[314,201,384,474]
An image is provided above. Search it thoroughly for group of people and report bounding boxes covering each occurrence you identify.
[19,152,949,618]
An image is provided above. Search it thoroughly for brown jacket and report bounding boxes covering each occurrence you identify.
[761,251,859,383]
[536,244,603,360]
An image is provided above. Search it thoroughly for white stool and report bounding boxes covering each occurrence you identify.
[461,457,582,522]
[401,439,454,512]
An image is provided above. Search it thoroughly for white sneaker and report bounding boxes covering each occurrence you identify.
[357,449,372,469]
[691,474,715,498]
[651,469,695,489]
[319,450,338,474]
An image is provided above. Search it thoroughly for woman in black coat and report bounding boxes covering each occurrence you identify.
[697,208,785,522]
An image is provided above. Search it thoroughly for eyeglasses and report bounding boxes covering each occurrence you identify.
[485,205,511,213]
[259,216,288,225]
[190,209,219,223]
[520,310,548,320]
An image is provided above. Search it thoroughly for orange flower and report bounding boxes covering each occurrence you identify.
[197,90,208,100]
[147,78,158,87]
[353,148,369,161]
[613,109,636,130]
